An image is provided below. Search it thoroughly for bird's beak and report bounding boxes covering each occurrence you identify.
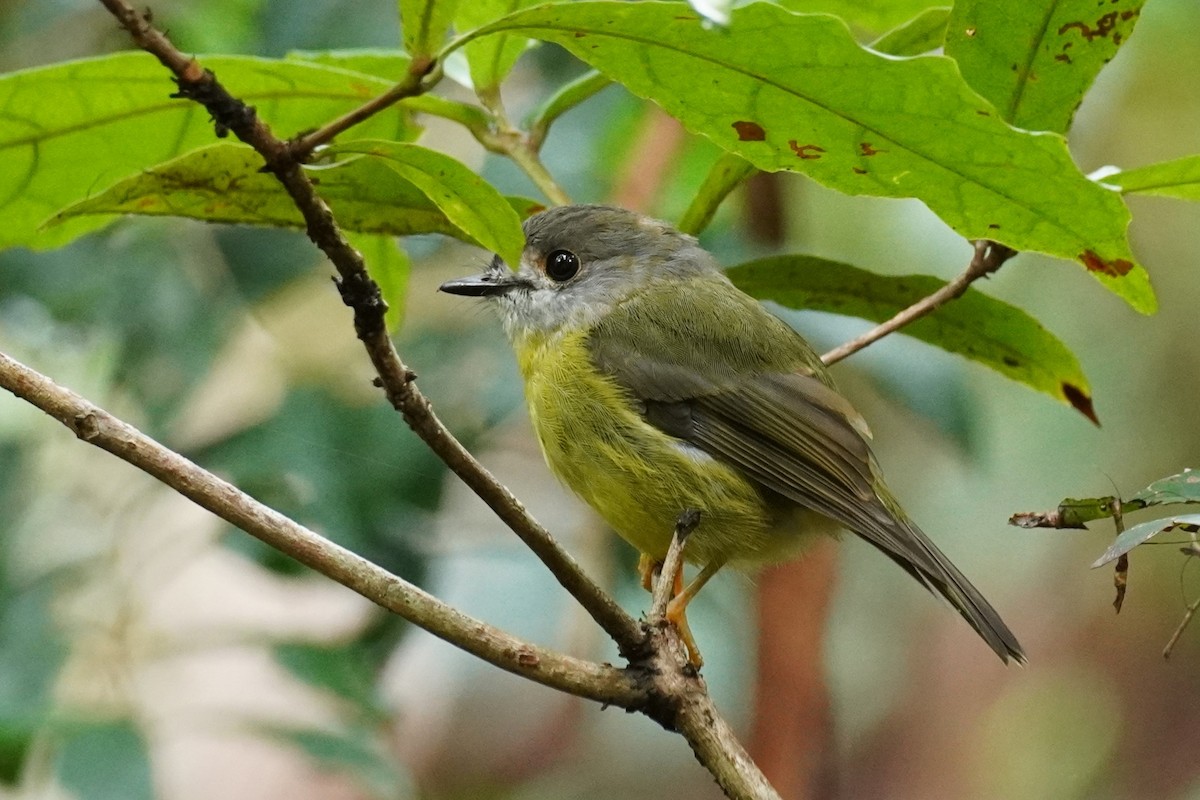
[438,270,521,297]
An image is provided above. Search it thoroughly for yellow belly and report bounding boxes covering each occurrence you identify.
[517,327,803,566]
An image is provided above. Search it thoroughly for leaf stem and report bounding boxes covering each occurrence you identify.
[525,70,613,151]
[677,152,756,235]
[821,239,1016,365]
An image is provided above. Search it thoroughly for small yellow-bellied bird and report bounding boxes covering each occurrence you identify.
[440,204,1024,666]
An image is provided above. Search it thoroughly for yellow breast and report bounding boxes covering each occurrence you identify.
[515,327,780,565]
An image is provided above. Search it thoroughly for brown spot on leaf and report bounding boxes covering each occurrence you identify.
[1080,250,1134,277]
[859,142,884,156]
[1060,12,1119,42]
[788,141,825,160]
[852,167,867,174]
[1055,53,1073,63]
[1002,356,1020,368]
[988,223,1001,229]
[573,31,586,37]
[732,120,766,141]
[976,109,991,116]
[965,26,977,37]
[1062,382,1100,425]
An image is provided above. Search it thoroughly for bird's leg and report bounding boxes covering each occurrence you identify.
[637,552,662,593]
[666,559,724,667]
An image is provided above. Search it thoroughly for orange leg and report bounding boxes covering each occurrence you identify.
[664,560,724,668]
[637,553,661,593]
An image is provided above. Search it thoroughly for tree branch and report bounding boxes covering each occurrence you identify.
[0,350,641,706]
[821,239,1017,365]
[1,347,780,799]
[96,0,640,656]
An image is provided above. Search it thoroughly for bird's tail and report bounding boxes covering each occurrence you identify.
[883,519,1026,665]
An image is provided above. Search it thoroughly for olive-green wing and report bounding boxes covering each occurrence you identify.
[589,280,1025,663]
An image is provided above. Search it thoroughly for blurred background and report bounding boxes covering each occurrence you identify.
[2,1,1200,798]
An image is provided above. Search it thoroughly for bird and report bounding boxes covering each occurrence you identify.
[439,204,1024,667]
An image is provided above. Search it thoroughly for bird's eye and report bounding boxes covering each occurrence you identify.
[545,249,580,282]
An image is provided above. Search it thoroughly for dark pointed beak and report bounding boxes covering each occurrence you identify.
[438,271,520,297]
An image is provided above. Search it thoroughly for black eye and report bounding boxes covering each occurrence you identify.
[545,249,580,282]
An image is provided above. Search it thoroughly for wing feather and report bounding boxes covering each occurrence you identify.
[590,278,1025,663]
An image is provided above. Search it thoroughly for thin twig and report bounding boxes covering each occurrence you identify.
[651,509,702,617]
[0,351,643,706]
[475,125,572,206]
[1163,596,1200,659]
[97,0,640,656]
[289,58,442,159]
[821,240,1017,365]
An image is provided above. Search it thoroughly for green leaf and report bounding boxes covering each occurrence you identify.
[334,140,526,268]
[454,0,543,92]
[1092,513,1200,568]
[0,52,417,251]
[264,725,410,800]
[466,1,1154,313]
[349,233,411,333]
[726,254,1095,419]
[778,0,942,35]
[50,143,542,249]
[286,49,494,126]
[287,48,411,79]
[870,7,951,56]
[1105,155,1200,200]
[945,0,1145,133]
[400,0,461,60]
[274,642,383,713]
[56,721,153,800]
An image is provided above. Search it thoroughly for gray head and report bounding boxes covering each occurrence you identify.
[439,205,721,341]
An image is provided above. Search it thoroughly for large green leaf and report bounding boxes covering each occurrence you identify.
[50,144,541,252]
[1106,155,1200,200]
[726,254,1095,420]
[464,1,1153,313]
[946,0,1144,134]
[335,140,526,268]
[0,53,417,251]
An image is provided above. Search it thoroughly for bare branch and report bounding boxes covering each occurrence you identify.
[96,0,642,655]
[0,350,642,707]
[821,240,1017,366]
